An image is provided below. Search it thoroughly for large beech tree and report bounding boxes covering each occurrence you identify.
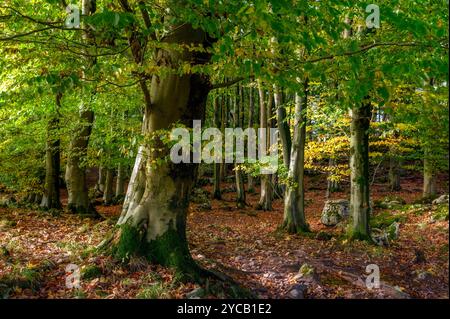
[114,20,214,274]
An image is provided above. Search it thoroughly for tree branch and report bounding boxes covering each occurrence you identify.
[302,41,446,64]
[0,27,54,41]
[138,1,155,40]
[210,77,252,90]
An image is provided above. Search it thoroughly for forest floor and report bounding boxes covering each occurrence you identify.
[0,173,448,299]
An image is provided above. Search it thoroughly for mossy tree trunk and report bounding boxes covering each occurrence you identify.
[349,101,372,240]
[282,82,309,233]
[114,23,212,277]
[40,93,62,210]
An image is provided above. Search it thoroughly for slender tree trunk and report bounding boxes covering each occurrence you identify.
[274,84,290,198]
[257,81,272,210]
[113,24,212,277]
[269,87,282,199]
[103,168,114,205]
[220,94,227,181]
[234,86,246,208]
[326,158,341,198]
[274,85,291,169]
[423,151,437,197]
[283,82,309,233]
[213,96,221,199]
[115,163,126,199]
[96,166,106,194]
[349,101,372,240]
[422,78,439,198]
[247,86,255,193]
[389,156,401,191]
[41,93,62,210]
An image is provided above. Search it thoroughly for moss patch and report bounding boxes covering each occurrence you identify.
[111,224,147,262]
[370,211,407,229]
[137,282,172,299]
[432,204,449,221]
[81,265,103,280]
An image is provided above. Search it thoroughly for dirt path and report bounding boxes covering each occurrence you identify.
[188,179,449,299]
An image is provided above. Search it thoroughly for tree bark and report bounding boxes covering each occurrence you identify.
[389,156,401,191]
[96,166,106,194]
[274,85,291,169]
[423,151,437,197]
[65,0,97,215]
[247,86,255,193]
[220,94,227,181]
[422,79,438,198]
[234,85,246,208]
[213,96,222,199]
[115,163,126,199]
[257,81,272,210]
[103,168,114,205]
[114,23,212,277]
[349,101,372,240]
[40,93,62,210]
[282,82,309,233]
[65,109,95,214]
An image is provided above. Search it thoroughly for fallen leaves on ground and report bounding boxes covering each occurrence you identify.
[0,174,448,299]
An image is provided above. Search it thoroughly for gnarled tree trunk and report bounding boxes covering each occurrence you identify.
[114,24,212,277]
